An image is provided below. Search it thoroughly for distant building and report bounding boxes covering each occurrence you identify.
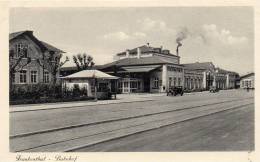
[183,62,239,90]
[240,72,254,89]
[9,31,65,87]
[183,62,214,91]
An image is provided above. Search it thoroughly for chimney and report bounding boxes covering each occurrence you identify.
[126,49,130,58]
[176,42,182,56]
[137,47,141,59]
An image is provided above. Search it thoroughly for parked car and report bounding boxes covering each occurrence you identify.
[167,86,184,96]
[209,86,219,93]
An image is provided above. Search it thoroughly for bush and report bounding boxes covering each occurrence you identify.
[10,83,62,101]
[10,95,94,105]
[9,83,94,105]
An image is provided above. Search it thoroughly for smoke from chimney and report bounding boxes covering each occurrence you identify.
[175,28,189,56]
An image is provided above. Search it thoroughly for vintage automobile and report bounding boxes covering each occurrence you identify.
[209,86,219,93]
[167,86,184,96]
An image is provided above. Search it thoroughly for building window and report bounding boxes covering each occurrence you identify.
[185,78,188,88]
[16,44,28,58]
[169,77,172,87]
[118,81,122,89]
[130,81,137,89]
[30,71,38,83]
[173,77,176,86]
[98,82,109,91]
[19,70,27,83]
[245,80,248,87]
[44,71,50,83]
[12,73,15,83]
[187,78,190,89]
[123,82,129,92]
[153,77,159,88]
[178,78,181,86]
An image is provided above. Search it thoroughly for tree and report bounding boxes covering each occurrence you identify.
[37,52,69,85]
[73,53,95,71]
[9,48,31,90]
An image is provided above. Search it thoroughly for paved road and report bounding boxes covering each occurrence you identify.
[76,104,254,151]
[10,89,254,152]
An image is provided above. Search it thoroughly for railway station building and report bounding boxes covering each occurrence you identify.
[98,45,184,93]
[97,44,239,93]
[60,44,240,93]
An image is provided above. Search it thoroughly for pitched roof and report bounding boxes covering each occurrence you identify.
[240,72,254,79]
[60,66,78,72]
[214,67,238,75]
[9,31,29,40]
[182,62,215,70]
[60,69,119,79]
[60,65,103,72]
[121,65,161,73]
[9,30,64,53]
[100,56,181,69]
[40,41,65,53]
[183,62,239,75]
[215,67,229,74]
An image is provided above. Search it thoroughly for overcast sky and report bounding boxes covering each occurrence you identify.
[10,7,254,75]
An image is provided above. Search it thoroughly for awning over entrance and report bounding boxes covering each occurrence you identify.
[120,65,161,73]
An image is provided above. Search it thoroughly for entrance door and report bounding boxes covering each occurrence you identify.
[143,75,150,92]
[123,81,129,93]
[110,80,117,93]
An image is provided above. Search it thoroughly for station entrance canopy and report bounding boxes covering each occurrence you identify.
[119,65,161,73]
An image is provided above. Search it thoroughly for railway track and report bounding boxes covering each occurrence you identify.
[10,97,253,152]
[10,96,253,136]
[10,97,253,138]
[69,103,253,152]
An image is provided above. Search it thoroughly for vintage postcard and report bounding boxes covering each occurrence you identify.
[0,0,258,162]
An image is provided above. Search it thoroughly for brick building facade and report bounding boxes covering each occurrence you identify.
[9,31,65,87]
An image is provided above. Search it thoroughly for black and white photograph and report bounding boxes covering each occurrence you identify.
[8,6,255,153]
